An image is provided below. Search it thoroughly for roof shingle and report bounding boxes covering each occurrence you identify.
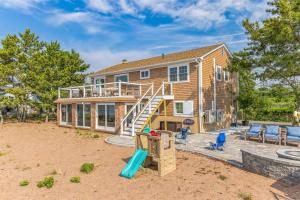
[92,43,223,76]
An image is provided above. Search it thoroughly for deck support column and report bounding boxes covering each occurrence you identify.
[164,100,167,130]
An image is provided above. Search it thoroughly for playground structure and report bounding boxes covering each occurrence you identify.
[135,130,176,177]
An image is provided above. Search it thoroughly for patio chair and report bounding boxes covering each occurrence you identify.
[210,132,226,150]
[175,128,189,146]
[263,125,281,145]
[284,126,300,146]
[245,124,263,142]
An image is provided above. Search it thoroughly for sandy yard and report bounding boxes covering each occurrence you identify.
[0,123,299,200]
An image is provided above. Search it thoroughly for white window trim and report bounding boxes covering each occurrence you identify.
[167,63,190,83]
[224,71,230,82]
[60,104,72,126]
[140,69,150,79]
[76,103,91,128]
[114,73,129,82]
[95,103,115,132]
[216,65,222,81]
[173,100,194,117]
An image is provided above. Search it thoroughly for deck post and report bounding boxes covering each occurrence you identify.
[69,89,72,98]
[164,100,167,130]
[139,84,142,96]
[131,123,135,136]
[162,81,165,96]
[99,85,102,97]
[58,88,61,98]
[151,82,154,95]
[83,87,86,97]
[118,81,121,96]
[170,82,173,95]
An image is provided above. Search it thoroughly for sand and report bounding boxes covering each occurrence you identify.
[0,122,299,200]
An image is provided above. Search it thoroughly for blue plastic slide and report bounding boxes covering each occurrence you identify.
[120,148,148,179]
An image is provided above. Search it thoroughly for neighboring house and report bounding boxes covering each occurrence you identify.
[55,43,238,136]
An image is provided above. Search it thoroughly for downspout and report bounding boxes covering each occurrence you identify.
[213,58,217,118]
[196,57,203,133]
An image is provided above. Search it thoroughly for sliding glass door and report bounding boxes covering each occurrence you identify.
[76,104,91,128]
[96,103,115,131]
[61,104,72,126]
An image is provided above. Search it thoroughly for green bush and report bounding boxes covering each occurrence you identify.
[70,176,80,183]
[93,134,100,138]
[238,192,253,200]
[80,163,94,174]
[19,180,29,186]
[37,176,54,189]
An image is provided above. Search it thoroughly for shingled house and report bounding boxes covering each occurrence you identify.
[55,43,238,136]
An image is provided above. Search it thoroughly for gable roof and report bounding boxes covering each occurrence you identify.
[92,43,228,76]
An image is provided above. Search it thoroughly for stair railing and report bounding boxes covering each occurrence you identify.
[120,83,153,135]
[130,83,164,136]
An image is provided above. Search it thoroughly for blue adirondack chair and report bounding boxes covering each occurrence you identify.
[263,125,280,144]
[210,132,226,150]
[176,128,189,140]
[285,126,300,145]
[246,124,263,142]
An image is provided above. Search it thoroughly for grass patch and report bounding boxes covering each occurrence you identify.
[93,134,100,138]
[37,176,54,189]
[238,192,253,200]
[218,175,227,181]
[19,180,29,186]
[49,169,57,175]
[70,176,80,183]
[0,151,7,156]
[80,163,94,174]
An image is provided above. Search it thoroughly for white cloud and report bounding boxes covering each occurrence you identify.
[46,10,102,34]
[0,0,46,10]
[119,0,136,14]
[80,49,154,72]
[85,0,113,13]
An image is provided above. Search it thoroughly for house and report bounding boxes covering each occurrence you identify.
[55,43,238,136]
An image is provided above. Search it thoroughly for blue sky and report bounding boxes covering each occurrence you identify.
[0,0,269,72]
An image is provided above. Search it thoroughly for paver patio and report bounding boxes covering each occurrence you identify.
[106,128,299,168]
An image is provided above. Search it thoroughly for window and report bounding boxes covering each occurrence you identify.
[174,101,193,116]
[115,74,128,82]
[168,65,189,82]
[140,70,150,79]
[61,104,72,126]
[76,104,91,127]
[216,65,222,81]
[224,71,230,81]
[96,103,115,131]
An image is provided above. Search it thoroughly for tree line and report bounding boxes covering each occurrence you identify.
[0,29,89,122]
[228,0,300,123]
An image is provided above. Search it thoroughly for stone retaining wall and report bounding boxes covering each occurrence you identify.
[241,150,300,184]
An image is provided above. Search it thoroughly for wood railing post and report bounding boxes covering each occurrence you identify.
[162,81,165,96]
[69,89,72,98]
[170,82,173,95]
[83,87,86,97]
[132,123,135,136]
[118,81,121,96]
[151,82,154,95]
[139,84,142,96]
[58,88,61,98]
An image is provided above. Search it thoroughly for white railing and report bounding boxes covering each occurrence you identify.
[120,83,154,135]
[58,82,152,99]
[120,81,173,136]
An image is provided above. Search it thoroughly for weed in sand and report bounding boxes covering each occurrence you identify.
[80,163,94,173]
[93,134,100,138]
[49,169,57,175]
[22,166,31,171]
[19,180,29,186]
[70,176,80,183]
[238,192,253,200]
[6,145,11,148]
[218,175,227,181]
[37,176,54,189]
[0,151,7,156]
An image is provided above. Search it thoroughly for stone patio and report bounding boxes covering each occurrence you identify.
[105,128,299,168]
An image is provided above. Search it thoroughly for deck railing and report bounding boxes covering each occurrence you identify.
[58,82,153,99]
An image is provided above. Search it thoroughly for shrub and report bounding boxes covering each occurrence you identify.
[80,163,94,174]
[218,175,227,181]
[19,180,29,186]
[238,192,253,200]
[93,134,100,138]
[70,176,80,183]
[37,176,54,189]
